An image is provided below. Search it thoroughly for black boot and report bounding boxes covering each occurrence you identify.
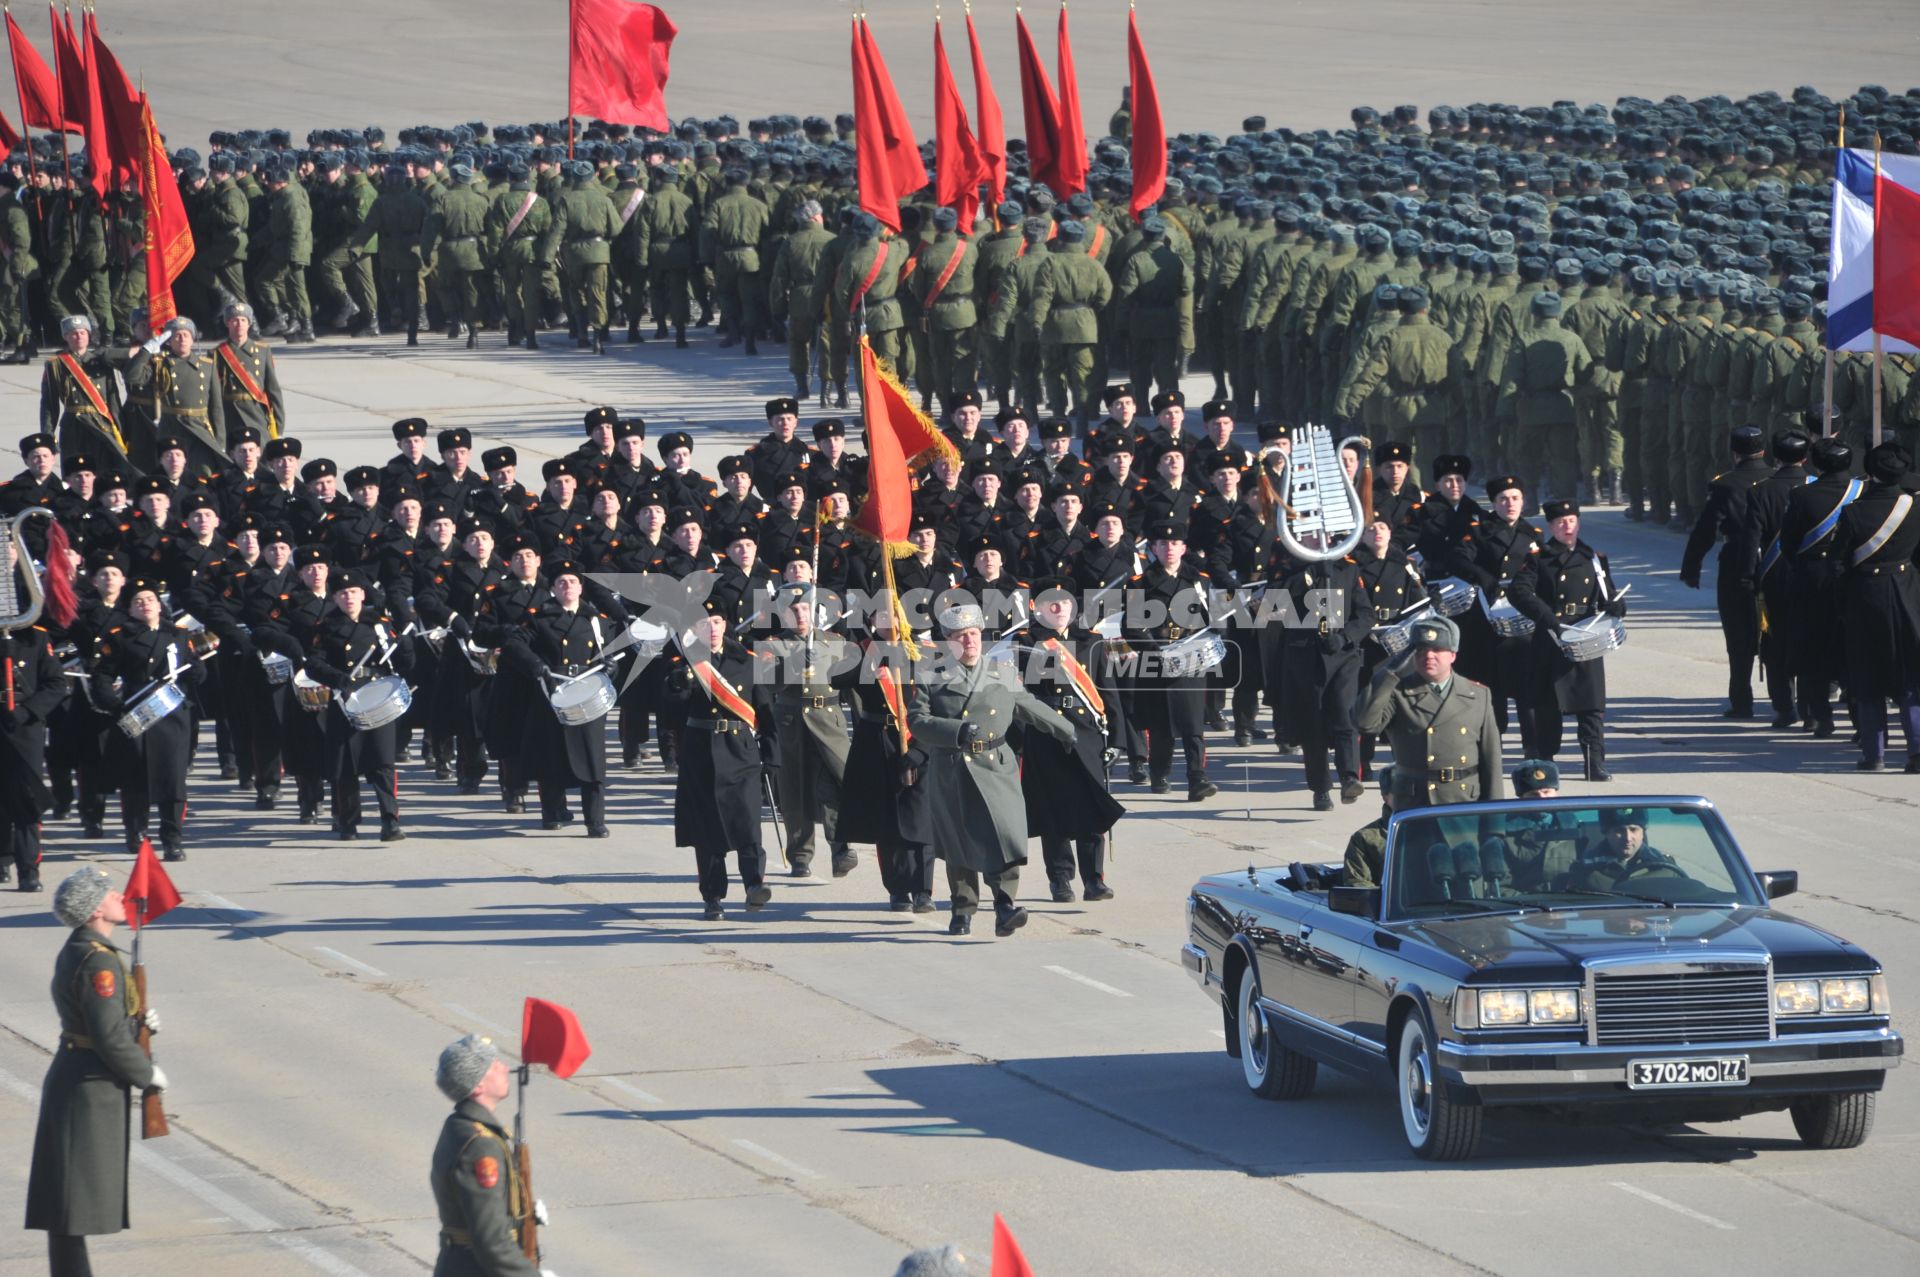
[655,320,669,339]
[795,374,810,399]
[834,384,849,409]
[406,314,420,347]
[744,331,759,355]
[1584,742,1611,782]
[674,325,688,348]
[597,326,610,353]
[628,320,642,343]
[466,327,479,350]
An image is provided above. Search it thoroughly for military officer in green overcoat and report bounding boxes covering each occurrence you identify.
[1355,615,1506,809]
[356,163,430,345]
[485,164,556,350]
[422,163,494,349]
[832,212,907,375]
[636,166,696,347]
[428,1034,548,1277]
[768,200,835,399]
[552,161,620,353]
[706,168,772,355]
[26,868,168,1276]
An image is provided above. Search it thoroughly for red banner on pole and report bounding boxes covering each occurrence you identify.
[124,838,183,929]
[521,997,592,1078]
[567,0,677,132]
[851,17,927,233]
[932,20,985,231]
[964,11,1005,214]
[1012,11,1061,196]
[1127,10,1166,218]
[1052,4,1087,198]
[135,94,194,329]
[6,10,64,130]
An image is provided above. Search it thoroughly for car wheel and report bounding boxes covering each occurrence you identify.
[1790,1092,1876,1149]
[1236,967,1316,1100]
[1397,1015,1480,1160]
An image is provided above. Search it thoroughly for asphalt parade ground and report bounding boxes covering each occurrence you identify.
[0,321,1916,1276]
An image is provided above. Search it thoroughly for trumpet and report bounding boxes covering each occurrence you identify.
[1269,424,1368,563]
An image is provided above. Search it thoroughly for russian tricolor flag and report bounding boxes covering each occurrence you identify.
[1831,147,1920,353]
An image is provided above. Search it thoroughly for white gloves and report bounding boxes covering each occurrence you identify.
[141,335,164,355]
[541,1270,560,1277]
[142,1009,162,1035]
[147,1065,169,1091]
[533,1199,550,1226]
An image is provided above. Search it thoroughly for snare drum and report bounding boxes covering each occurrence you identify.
[1426,577,1476,617]
[259,650,294,685]
[341,675,412,730]
[548,668,617,725]
[116,681,186,739]
[1163,630,1227,677]
[292,671,332,712]
[1554,614,1626,662]
[463,641,500,676]
[1480,592,1537,639]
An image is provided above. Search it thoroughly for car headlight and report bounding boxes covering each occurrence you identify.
[1479,989,1530,1026]
[1774,978,1821,1015]
[1529,988,1580,1025]
[1871,973,1892,1016]
[1821,977,1872,1014]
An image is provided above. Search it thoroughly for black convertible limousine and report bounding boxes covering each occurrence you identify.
[1182,797,1903,1159]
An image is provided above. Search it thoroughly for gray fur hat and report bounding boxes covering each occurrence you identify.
[435,1033,500,1101]
[893,1245,972,1277]
[936,602,986,635]
[59,314,93,336]
[53,867,114,928]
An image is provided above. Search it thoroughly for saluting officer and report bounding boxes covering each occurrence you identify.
[1355,615,1506,809]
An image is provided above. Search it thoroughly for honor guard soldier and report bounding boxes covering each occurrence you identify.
[508,559,626,836]
[213,302,287,443]
[305,569,412,841]
[1018,577,1127,901]
[1123,517,1217,799]
[26,868,169,1277]
[126,318,226,478]
[663,601,777,920]
[88,579,201,859]
[910,601,1076,936]
[762,585,858,878]
[1509,501,1627,779]
[1274,544,1376,810]
[1355,615,1506,809]
[1778,437,1860,738]
[1834,442,1920,772]
[41,316,132,476]
[841,601,936,911]
[429,1034,549,1277]
[2,604,64,891]
[1680,426,1773,718]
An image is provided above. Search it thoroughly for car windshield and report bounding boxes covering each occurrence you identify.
[1384,802,1764,920]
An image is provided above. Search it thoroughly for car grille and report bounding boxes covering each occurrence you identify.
[1591,964,1773,1046]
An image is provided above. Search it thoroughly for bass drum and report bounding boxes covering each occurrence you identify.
[341,675,413,730]
[292,671,332,712]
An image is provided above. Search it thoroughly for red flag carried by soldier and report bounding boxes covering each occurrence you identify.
[992,1213,1036,1277]
[1126,9,1167,218]
[1052,3,1088,198]
[521,997,592,1078]
[124,837,183,929]
[932,18,986,230]
[854,337,955,547]
[567,0,677,132]
[133,94,193,329]
[5,9,64,130]
[964,10,1006,213]
[1013,11,1061,195]
[851,17,927,233]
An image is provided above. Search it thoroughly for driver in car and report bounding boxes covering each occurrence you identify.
[1560,808,1684,892]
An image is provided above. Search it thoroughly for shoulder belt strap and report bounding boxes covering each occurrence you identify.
[691,659,757,730]
[58,354,127,454]
[216,344,280,440]
[849,240,891,312]
[616,186,647,229]
[1852,493,1913,565]
[503,189,540,238]
[923,241,969,309]
[1800,478,1864,553]
[1041,636,1105,720]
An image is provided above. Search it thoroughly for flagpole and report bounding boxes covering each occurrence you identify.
[564,0,575,160]
[1873,133,1884,448]
[4,3,45,229]
[1825,107,1845,437]
[48,1,73,249]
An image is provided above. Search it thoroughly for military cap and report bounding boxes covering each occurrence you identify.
[435,1034,500,1102]
[293,543,331,568]
[61,452,96,476]
[772,471,806,493]
[1485,473,1523,498]
[811,418,847,441]
[1257,421,1292,443]
[335,465,380,493]
[1600,807,1648,828]
[1397,287,1430,312]
[1540,499,1579,520]
[208,152,235,174]
[930,206,959,232]
[950,389,984,411]
[1531,290,1565,318]
[717,455,752,479]
[935,601,987,636]
[52,866,115,928]
[1056,219,1086,242]
[657,429,693,454]
[437,427,472,452]
[1141,214,1167,236]
[17,431,56,457]
[1866,441,1912,484]
[301,458,339,483]
[653,502,700,532]
[1020,216,1048,242]
[1409,615,1460,652]
[178,492,217,516]
[993,405,1032,429]
[1150,391,1186,414]
[908,508,942,535]
[1144,517,1187,542]
[481,446,517,472]
[765,397,800,418]
[58,313,92,336]
[263,437,303,461]
[332,567,372,594]
[1372,283,1402,308]
[1038,417,1073,441]
[1200,448,1242,475]
[388,417,429,442]
[1730,425,1765,456]
[1376,441,1412,465]
[1198,399,1233,421]
[1512,759,1560,796]
[1810,437,1853,473]
[1769,431,1811,465]
[1087,498,1126,525]
[126,574,167,601]
[163,316,198,337]
[385,481,423,506]
[1097,385,1133,408]
[229,425,263,449]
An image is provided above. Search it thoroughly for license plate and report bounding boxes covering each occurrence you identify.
[1627,1056,1750,1090]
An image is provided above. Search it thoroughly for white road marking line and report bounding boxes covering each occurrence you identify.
[312,946,386,979]
[608,1078,663,1105]
[1043,964,1133,998]
[444,1003,515,1036]
[1610,1182,1737,1231]
[732,1138,824,1180]
[0,1065,378,1277]
[195,892,257,916]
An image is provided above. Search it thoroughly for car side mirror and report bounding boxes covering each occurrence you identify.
[1759,870,1798,900]
[1329,886,1381,918]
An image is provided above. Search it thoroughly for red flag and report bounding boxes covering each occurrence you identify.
[991,1213,1035,1277]
[521,997,592,1078]
[124,838,183,929]
[54,7,106,202]
[0,102,18,153]
[854,337,957,546]
[6,10,64,130]
[964,11,1005,214]
[1012,11,1060,196]
[932,19,985,231]
[1052,4,1087,198]
[135,94,194,329]
[87,14,141,192]
[51,6,82,125]
[567,0,677,132]
[851,18,927,233]
[1126,10,1166,219]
